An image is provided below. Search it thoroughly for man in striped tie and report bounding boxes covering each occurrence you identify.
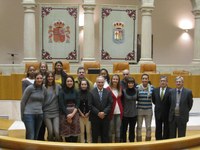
[152,76,171,140]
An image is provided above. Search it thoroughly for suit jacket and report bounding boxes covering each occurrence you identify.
[152,87,171,120]
[169,88,193,123]
[89,87,113,121]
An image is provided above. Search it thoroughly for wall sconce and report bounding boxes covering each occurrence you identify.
[184,29,189,33]
[179,19,193,33]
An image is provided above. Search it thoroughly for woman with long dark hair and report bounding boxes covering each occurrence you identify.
[78,79,92,143]
[37,61,48,141]
[43,71,61,141]
[54,61,67,86]
[59,76,80,142]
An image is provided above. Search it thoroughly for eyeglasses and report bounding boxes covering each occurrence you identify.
[123,74,129,75]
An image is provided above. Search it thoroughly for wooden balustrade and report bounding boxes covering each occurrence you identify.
[0,135,200,150]
[0,73,200,100]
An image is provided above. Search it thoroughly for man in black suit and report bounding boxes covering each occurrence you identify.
[169,76,193,138]
[89,76,113,143]
[152,76,171,140]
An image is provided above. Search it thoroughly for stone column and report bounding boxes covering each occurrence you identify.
[22,0,37,62]
[82,0,96,61]
[139,0,154,63]
[191,0,200,64]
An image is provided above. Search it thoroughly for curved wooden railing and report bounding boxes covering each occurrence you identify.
[0,135,200,150]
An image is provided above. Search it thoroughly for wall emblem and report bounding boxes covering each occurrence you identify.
[48,21,71,43]
[113,22,124,44]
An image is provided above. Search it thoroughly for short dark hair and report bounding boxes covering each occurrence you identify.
[126,77,135,88]
[77,66,85,74]
[141,73,149,79]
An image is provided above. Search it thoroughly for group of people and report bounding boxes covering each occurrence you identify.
[20,61,193,143]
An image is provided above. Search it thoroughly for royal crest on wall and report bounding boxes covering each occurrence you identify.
[48,21,71,43]
[100,5,138,63]
[113,22,124,44]
[40,5,79,62]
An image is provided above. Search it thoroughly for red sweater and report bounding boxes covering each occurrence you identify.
[107,86,123,120]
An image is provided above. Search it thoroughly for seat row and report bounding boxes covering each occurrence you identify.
[24,61,191,75]
[25,61,156,73]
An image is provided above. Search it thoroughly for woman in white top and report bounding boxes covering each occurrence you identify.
[94,68,110,88]
[106,74,123,142]
[22,65,36,93]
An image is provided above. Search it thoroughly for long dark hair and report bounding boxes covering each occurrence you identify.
[79,79,90,91]
[99,68,110,83]
[45,71,56,90]
[33,72,43,88]
[54,61,63,74]
[62,76,75,93]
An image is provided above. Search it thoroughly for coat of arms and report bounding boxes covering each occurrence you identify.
[48,21,71,43]
[113,22,124,44]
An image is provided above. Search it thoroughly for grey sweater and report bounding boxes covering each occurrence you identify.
[122,89,138,117]
[21,84,47,120]
[22,78,35,93]
[43,84,61,118]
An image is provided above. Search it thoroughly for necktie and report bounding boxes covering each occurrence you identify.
[99,91,102,101]
[161,88,164,100]
[178,90,181,94]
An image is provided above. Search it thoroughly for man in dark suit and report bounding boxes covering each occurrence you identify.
[89,76,113,143]
[152,76,171,140]
[169,76,193,138]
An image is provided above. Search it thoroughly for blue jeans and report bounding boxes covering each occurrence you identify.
[23,114,43,140]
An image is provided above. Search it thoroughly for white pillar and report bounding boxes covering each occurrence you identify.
[139,0,154,63]
[82,0,96,62]
[22,0,37,62]
[191,0,200,64]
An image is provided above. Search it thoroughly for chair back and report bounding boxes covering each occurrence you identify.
[83,61,100,73]
[140,63,157,73]
[113,62,129,73]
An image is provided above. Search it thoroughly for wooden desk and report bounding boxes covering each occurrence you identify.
[0,73,200,100]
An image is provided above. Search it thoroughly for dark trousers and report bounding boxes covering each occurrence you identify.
[37,121,46,141]
[169,116,187,138]
[65,136,78,142]
[121,116,137,142]
[155,117,169,140]
[91,117,110,143]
